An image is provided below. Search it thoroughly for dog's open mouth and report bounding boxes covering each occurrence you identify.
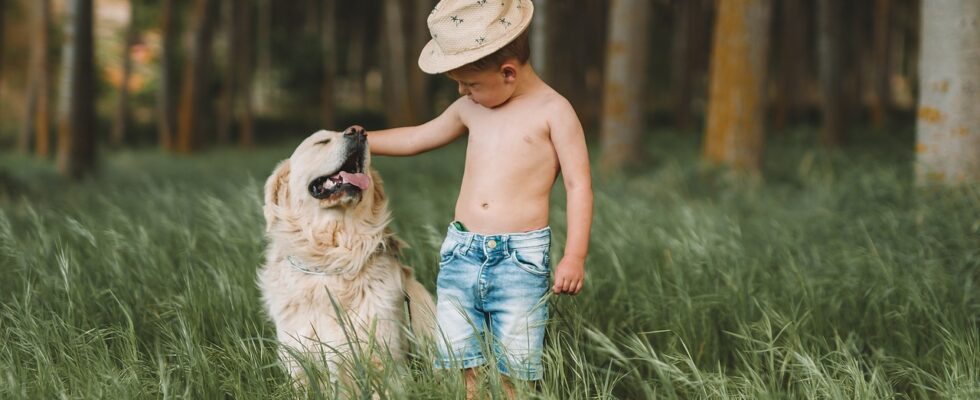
[308,150,370,200]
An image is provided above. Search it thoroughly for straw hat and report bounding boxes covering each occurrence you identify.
[418,0,535,74]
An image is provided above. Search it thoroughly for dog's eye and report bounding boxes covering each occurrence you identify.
[315,139,331,146]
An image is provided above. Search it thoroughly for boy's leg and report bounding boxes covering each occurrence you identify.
[464,368,479,399]
[434,228,489,378]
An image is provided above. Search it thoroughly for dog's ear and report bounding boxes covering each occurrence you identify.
[263,160,291,232]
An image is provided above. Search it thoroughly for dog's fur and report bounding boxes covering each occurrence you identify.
[259,129,435,383]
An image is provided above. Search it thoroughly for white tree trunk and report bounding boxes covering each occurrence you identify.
[915,0,980,185]
[598,0,651,172]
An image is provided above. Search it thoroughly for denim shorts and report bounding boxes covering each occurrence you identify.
[433,221,551,381]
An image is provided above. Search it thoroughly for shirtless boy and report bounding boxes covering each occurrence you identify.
[366,0,592,397]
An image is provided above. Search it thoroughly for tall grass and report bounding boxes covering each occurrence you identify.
[0,130,977,398]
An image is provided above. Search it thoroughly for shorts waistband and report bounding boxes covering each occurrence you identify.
[446,221,551,251]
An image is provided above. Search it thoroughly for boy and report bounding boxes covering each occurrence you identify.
[366,0,592,396]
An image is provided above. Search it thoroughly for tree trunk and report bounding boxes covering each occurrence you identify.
[35,0,51,158]
[409,0,433,119]
[915,0,980,185]
[670,0,693,132]
[176,0,216,154]
[870,0,892,127]
[545,0,594,130]
[56,0,97,179]
[703,0,772,171]
[772,0,810,131]
[531,0,547,79]
[817,0,845,147]
[598,0,651,173]
[18,74,35,154]
[254,0,272,113]
[111,0,138,148]
[843,1,870,128]
[0,0,4,75]
[381,0,414,127]
[217,0,238,145]
[32,0,52,158]
[19,0,40,154]
[157,0,176,151]
[0,0,6,121]
[238,0,255,148]
[346,5,368,109]
[321,0,337,129]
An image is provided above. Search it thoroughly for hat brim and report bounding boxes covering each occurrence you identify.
[418,1,534,74]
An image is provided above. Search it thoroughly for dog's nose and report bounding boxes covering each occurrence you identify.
[344,125,366,138]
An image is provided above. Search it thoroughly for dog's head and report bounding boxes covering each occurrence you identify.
[264,126,388,233]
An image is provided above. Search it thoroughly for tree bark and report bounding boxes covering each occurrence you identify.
[217,0,240,145]
[35,0,51,158]
[0,0,6,119]
[19,0,40,154]
[321,0,337,129]
[346,11,367,109]
[157,0,176,151]
[870,0,892,127]
[772,0,810,131]
[703,0,772,171]
[409,0,433,119]
[531,0,547,79]
[670,0,694,132]
[598,0,651,173]
[176,0,216,154]
[254,0,272,113]
[915,0,980,185]
[0,0,4,75]
[817,0,845,147]
[111,0,138,148]
[238,0,255,149]
[26,0,52,158]
[56,0,97,179]
[381,0,414,127]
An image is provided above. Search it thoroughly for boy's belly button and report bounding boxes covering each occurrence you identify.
[481,202,489,209]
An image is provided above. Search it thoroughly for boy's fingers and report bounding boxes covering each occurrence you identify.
[554,277,569,294]
[574,281,583,294]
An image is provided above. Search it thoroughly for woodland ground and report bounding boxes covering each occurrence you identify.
[0,128,977,399]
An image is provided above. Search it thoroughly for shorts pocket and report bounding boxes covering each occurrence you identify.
[438,238,461,266]
[510,246,550,276]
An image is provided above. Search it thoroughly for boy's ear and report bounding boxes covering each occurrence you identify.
[263,160,291,232]
[501,63,518,82]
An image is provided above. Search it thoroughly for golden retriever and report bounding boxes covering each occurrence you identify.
[259,126,435,385]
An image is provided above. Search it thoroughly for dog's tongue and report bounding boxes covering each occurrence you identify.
[339,171,371,189]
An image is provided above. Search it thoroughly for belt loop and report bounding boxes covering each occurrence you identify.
[464,233,475,253]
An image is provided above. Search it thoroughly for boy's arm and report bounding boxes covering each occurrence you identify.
[367,98,468,156]
[548,98,593,296]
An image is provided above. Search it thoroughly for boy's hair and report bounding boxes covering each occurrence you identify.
[450,30,531,74]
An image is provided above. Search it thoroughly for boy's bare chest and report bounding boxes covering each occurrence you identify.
[461,106,552,151]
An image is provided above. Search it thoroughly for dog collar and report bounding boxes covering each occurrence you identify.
[286,255,350,276]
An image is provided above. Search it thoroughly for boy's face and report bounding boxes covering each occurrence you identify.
[448,64,517,109]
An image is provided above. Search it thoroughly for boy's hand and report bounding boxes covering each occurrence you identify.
[552,256,585,295]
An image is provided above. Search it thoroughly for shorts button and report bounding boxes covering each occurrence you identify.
[487,240,497,249]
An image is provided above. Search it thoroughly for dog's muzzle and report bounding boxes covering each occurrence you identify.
[308,127,371,200]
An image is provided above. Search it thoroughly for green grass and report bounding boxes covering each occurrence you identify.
[0,129,977,399]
